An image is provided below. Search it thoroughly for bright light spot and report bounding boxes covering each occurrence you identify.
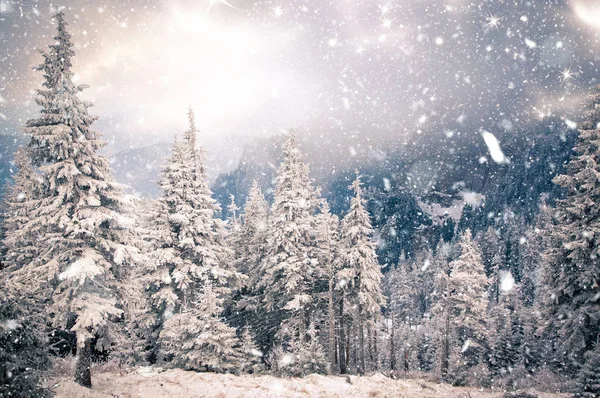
[273,6,283,17]
[481,130,507,164]
[163,306,174,321]
[379,3,393,15]
[435,37,444,46]
[500,270,515,292]
[383,178,391,191]
[461,339,471,353]
[572,1,600,31]
[381,17,394,30]
[250,348,263,357]
[486,14,502,29]
[3,319,19,331]
[524,38,536,48]
[279,354,294,367]
[356,45,365,54]
[565,119,578,130]
[560,67,576,83]
[0,1,12,13]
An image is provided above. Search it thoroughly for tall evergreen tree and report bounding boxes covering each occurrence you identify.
[146,111,239,362]
[234,180,269,283]
[447,230,490,368]
[256,131,321,352]
[314,200,340,366]
[539,85,600,370]
[337,172,385,373]
[430,243,453,379]
[6,12,141,387]
[231,181,270,346]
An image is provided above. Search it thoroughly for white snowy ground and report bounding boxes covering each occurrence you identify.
[52,366,569,398]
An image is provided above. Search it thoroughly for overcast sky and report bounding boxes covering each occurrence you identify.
[1,0,600,172]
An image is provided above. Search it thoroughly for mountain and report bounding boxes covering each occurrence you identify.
[212,117,576,267]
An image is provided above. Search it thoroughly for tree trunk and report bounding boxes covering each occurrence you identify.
[339,296,347,374]
[368,328,373,371]
[390,315,396,370]
[440,314,450,379]
[373,328,378,371]
[359,306,365,374]
[75,339,92,388]
[328,262,335,364]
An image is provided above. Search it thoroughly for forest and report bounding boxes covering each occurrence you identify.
[1,10,600,398]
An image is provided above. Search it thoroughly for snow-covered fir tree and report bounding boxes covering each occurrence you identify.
[314,199,340,365]
[287,321,330,377]
[447,230,490,371]
[159,281,245,373]
[337,172,385,374]
[230,181,270,346]
[539,85,600,371]
[236,326,264,374]
[255,131,321,352]
[146,110,239,362]
[575,344,600,398]
[429,242,453,379]
[387,262,416,326]
[1,147,42,274]
[6,12,141,387]
[234,180,269,285]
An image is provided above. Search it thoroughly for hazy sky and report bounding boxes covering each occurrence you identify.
[2,0,600,172]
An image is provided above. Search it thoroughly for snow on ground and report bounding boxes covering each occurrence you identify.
[52,367,568,398]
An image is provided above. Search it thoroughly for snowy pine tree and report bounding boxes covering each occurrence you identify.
[230,181,270,347]
[447,230,490,368]
[256,131,321,351]
[235,180,269,285]
[539,85,600,370]
[337,172,385,374]
[430,243,453,379]
[6,12,141,387]
[146,111,239,361]
[159,281,244,373]
[314,200,340,365]
[236,326,264,374]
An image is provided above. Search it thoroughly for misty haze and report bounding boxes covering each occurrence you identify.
[1,1,600,397]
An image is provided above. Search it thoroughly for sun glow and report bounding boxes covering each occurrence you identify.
[75,4,307,137]
[571,0,600,30]
[207,0,237,13]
